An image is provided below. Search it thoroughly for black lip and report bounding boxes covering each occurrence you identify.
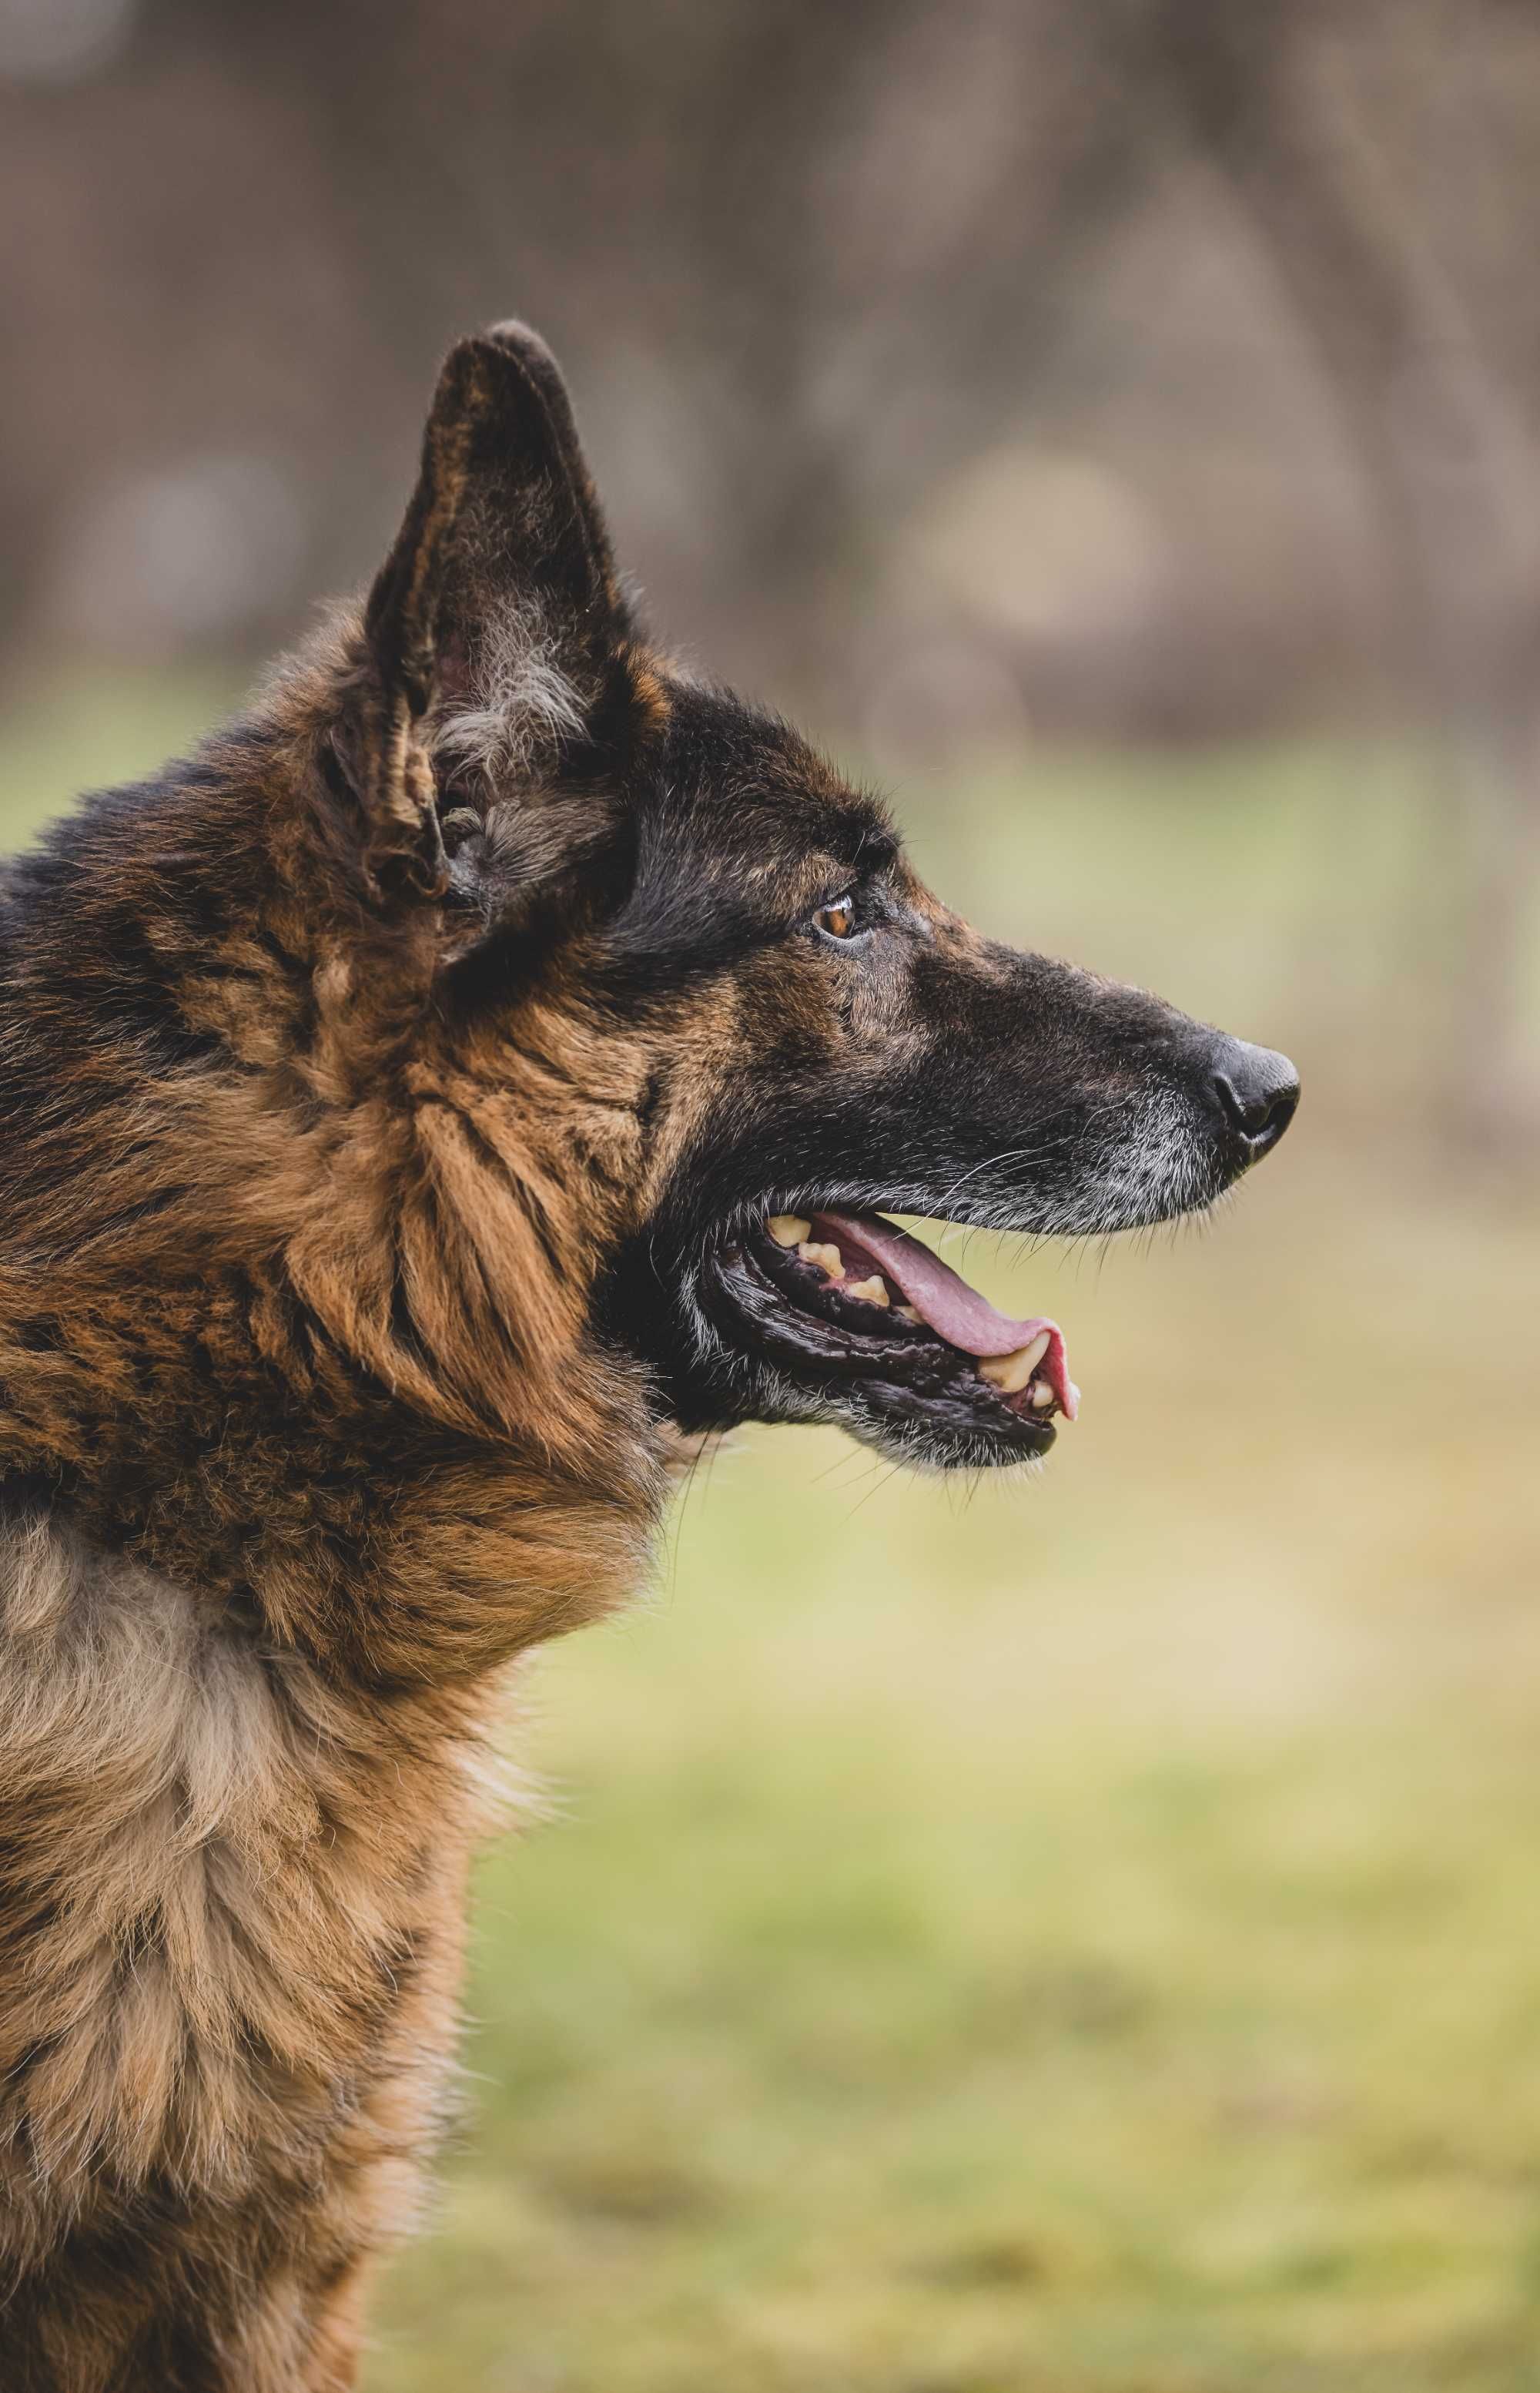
[698,1221,1056,1456]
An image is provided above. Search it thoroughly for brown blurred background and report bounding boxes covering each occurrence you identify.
[5,8,1540,2390]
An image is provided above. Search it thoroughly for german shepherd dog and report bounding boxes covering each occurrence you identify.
[0,325,1297,2388]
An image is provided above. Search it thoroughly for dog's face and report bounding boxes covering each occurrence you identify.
[333,324,1297,1472]
[578,687,1296,1470]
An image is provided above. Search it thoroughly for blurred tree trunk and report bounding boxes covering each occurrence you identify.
[1147,0,1540,1148]
[1150,0,1540,1150]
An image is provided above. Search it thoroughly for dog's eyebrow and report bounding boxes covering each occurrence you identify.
[837,815,899,875]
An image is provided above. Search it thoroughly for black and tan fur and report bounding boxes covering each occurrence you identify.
[0,325,1296,2388]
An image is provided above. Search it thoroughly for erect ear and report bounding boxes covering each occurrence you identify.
[342,321,628,902]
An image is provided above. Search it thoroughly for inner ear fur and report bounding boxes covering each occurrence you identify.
[344,321,630,902]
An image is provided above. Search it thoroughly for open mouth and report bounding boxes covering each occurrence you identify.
[698,1208,1079,1461]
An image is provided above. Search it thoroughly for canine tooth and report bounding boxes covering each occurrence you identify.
[893,1304,922,1325]
[845,1274,890,1306]
[1029,1380,1056,1410]
[767,1215,812,1248]
[978,1331,1051,1396]
[798,1240,845,1281]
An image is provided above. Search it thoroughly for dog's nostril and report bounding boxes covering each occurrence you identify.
[1211,1043,1301,1153]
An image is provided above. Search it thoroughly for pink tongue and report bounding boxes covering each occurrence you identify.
[811,1212,1078,1420]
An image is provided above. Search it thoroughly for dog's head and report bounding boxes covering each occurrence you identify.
[3,323,1296,1522]
[302,321,1295,1472]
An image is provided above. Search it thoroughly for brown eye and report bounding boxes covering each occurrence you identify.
[815,893,857,940]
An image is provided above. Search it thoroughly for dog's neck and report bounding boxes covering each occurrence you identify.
[0,1363,667,1686]
[0,661,676,1684]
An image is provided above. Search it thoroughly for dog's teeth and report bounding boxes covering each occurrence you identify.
[845,1274,890,1307]
[797,1240,845,1281]
[767,1215,812,1248]
[893,1304,922,1325]
[1029,1380,1056,1410]
[977,1331,1050,1395]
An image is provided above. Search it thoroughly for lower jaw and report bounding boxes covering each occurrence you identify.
[824,1379,1055,1466]
[696,1247,1056,1465]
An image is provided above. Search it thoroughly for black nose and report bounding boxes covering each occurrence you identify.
[1208,1037,1300,1157]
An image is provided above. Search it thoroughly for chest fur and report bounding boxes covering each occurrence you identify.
[0,1510,492,2261]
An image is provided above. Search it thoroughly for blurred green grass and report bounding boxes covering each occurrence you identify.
[5,676,1538,2392]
